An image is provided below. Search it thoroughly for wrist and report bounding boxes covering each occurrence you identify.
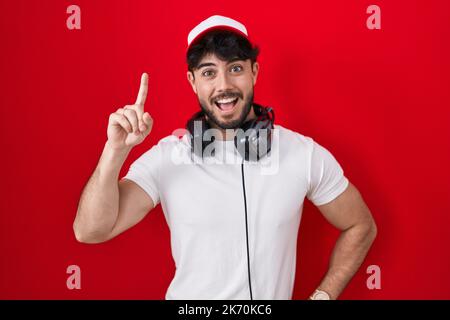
[105,140,133,155]
[98,141,132,178]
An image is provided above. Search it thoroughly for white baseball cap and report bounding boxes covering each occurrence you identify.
[187,15,249,51]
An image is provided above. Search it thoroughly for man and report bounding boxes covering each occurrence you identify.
[73,15,377,300]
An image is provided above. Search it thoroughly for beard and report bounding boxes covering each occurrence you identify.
[199,91,254,130]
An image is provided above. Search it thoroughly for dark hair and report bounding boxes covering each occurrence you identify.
[186,29,260,73]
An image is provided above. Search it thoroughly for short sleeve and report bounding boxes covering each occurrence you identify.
[306,140,349,206]
[122,143,162,206]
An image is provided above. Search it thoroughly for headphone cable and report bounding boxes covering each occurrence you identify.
[241,160,253,300]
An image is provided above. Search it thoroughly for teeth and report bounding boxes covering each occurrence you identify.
[216,97,237,104]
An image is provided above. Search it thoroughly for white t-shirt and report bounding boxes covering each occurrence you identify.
[123,124,349,300]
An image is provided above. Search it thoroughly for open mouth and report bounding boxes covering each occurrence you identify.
[214,97,239,113]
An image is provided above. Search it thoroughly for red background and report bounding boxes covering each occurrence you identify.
[1,0,449,299]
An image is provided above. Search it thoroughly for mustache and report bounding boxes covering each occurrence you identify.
[211,91,242,103]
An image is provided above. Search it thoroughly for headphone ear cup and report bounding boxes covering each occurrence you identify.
[186,112,213,159]
[234,105,274,161]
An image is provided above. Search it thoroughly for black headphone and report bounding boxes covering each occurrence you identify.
[186,103,274,299]
[186,103,275,161]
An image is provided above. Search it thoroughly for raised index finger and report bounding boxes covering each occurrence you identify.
[135,72,148,106]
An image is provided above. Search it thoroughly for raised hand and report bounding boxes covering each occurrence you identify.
[107,73,153,150]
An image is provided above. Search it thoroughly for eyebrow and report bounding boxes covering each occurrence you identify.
[196,58,244,70]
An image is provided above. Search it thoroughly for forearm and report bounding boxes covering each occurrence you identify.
[73,142,131,243]
[316,221,377,299]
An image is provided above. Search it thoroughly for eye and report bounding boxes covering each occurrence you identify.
[230,65,243,72]
[202,69,215,77]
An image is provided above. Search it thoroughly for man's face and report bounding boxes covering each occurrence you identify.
[187,53,259,129]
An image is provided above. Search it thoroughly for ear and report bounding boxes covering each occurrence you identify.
[187,71,197,94]
[252,62,259,86]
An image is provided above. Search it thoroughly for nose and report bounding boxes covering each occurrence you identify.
[215,70,233,93]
